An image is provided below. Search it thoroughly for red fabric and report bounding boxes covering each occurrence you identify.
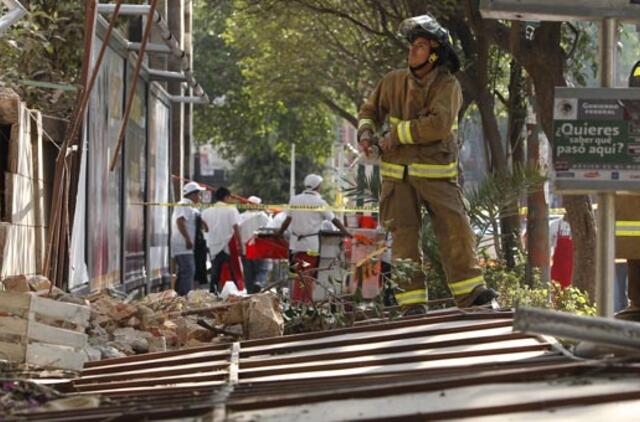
[291,252,319,304]
[551,234,573,288]
[245,236,289,259]
[219,233,245,291]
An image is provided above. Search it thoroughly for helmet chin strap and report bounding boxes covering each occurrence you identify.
[410,57,431,74]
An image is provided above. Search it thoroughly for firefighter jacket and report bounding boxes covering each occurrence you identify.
[615,195,640,260]
[357,66,462,180]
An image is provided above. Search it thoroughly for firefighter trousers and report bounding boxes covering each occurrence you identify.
[628,259,640,307]
[380,176,486,307]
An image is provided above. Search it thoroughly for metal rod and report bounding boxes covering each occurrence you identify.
[0,0,27,35]
[169,95,210,104]
[109,0,159,172]
[514,306,640,350]
[147,68,188,82]
[596,17,618,317]
[97,3,150,15]
[97,1,208,103]
[128,41,171,53]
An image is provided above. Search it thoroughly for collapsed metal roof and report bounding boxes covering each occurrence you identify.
[12,308,640,421]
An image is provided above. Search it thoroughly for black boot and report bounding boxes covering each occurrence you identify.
[471,288,499,307]
[402,304,429,316]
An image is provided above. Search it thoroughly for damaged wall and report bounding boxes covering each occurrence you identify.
[0,88,48,279]
[81,21,173,293]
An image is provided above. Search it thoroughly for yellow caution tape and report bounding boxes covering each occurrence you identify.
[131,202,380,213]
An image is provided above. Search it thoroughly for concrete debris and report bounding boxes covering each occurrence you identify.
[82,288,283,360]
[0,274,284,365]
[0,380,63,416]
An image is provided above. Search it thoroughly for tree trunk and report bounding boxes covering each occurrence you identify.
[526,25,597,299]
[463,1,597,296]
[502,60,526,268]
[526,124,550,287]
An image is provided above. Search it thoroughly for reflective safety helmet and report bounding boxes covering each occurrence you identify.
[398,14,460,73]
[630,60,640,87]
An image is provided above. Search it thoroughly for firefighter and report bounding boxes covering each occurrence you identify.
[615,60,640,322]
[357,14,497,314]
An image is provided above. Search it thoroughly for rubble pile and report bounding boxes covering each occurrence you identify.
[85,289,217,359]
[1,275,285,364]
[0,380,62,415]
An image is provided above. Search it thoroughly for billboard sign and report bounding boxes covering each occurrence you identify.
[479,0,640,21]
[553,88,640,193]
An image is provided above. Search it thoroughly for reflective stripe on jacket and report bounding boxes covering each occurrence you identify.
[616,221,640,236]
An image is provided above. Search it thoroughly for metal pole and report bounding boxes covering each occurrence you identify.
[290,143,296,199]
[595,17,617,317]
[514,306,640,350]
[0,0,27,35]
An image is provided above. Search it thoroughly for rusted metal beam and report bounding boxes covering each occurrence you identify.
[240,343,550,379]
[109,0,159,171]
[241,320,518,358]
[225,362,594,411]
[83,343,230,369]
[74,372,227,392]
[76,362,228,385]
[81,352,230,376]
[356,389,640,421]
[240,311,514,349]
[229,358,571,401]
[239,343,551,377]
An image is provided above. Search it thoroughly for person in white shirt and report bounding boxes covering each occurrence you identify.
[276,174,351,302]
[201,187,243,293]
[171,181,207,296]
[240,196,272,292]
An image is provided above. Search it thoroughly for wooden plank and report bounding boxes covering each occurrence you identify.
[0,224,37,278]
[25,342,86,371]
[30,295,90,327]
[0,340,25,361]
[4,173,35,225]
[0,88,20,125]
[0,315,27,336]
[8,103,33,179]
[0,292,32,315]
[28,320,87,349]
[30,110,46,272]
[0,223,8,276]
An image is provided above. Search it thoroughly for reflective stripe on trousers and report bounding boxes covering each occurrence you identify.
[449,275,484,297]
[396,288,427,306]
[616,221,640,237]
[380,161,458,180]
[380,161,405,179]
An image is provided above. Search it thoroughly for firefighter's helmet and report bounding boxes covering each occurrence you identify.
[630,60,640,87]
[398,14,460,73]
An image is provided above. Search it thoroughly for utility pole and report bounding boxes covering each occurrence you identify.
[183,0,193,178]
[167,0,184,198]
[595,17,617,317]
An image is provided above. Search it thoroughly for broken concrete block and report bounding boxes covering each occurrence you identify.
[27,275,51,293]
[1,275,29,292]
[81,345,102,362]
[148,336,167,353]
[243,293,284,340]
[93,345,126,360]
